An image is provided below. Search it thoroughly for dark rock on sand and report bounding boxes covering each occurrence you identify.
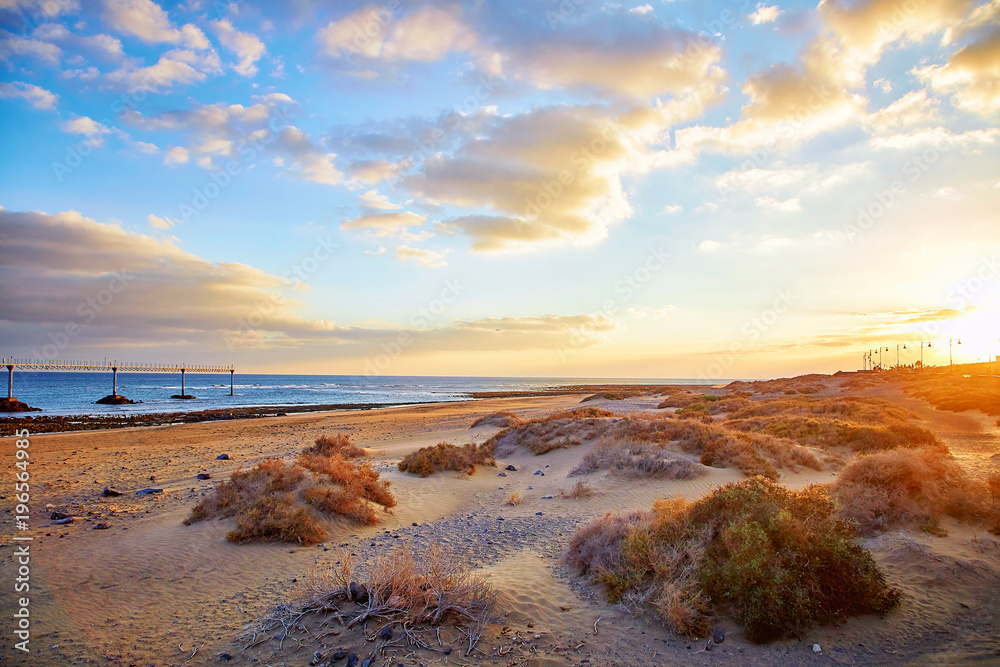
[331,650,347,660]
[217,453,231,460]
[505,464,517,471]
[379,626,393,640]
[50,511,70,520]
[136,488,164,495]
[713,627,725,644]
[347,653,359,667]
[102,487,122,497]
[218,653,232,661]
[349,582,369,604]
[197,473,211,480]
[94,523,111,530]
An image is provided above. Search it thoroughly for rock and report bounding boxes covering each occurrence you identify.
[218,653,232,661]
[349,582,369,604]
[197,473,211,480]
[94,523,111,530]
[216,453,231,460]
[813,644,822,653]
[52,517,74,525]
[498,472,507,477]
[171,394,196,400]
[541,495,554,499]
[379,626,393,640]
[136,488,164,495]
[505,464,517,471]
[535,511,543,516]
[534,470,543,475]
[361,659,373,667]
[95,394,136,405]
[50,511,69,520]
[331,650,347,660]
[712,627,725,644]
[0,398,40,412]
[102,487,122,497]
[347,653,359,667]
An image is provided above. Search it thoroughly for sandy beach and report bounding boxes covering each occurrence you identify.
[2,378,999,667]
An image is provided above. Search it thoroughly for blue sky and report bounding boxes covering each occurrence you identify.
[1,0,999,378]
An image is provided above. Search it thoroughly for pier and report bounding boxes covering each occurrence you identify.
[2,358,235,408]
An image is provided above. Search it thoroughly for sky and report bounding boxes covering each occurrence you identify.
[0,0,998,379]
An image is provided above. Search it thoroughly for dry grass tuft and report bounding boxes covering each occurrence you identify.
[398,442,495,477]
[567,478,899,642]
[505,491,523,506]
[302,433,366,459]
[470,411,523,428]
[245,545,498,657]
[903,373,1000,415]
[485,412,614,457]
[185,454,396,544]
[560,480,594,499]
[582,392,626,402]
[571,436,703,479]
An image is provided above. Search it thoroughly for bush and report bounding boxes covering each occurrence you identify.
[567,478,900,642]
[832,447,988,535]
[560,480,594,499]
[571,436,702,479]
[905,375,1000,415]
[582,392,626,402]
[302,433,366,459]
[505,491,522,506]
[485,412,613,456]
[470,411,523,428]
[185,455,396,544]
[398,442,495,477]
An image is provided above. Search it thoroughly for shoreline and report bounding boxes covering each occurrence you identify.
[0,383,706,436]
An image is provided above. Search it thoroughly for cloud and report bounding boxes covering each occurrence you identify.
[659,204,683,215]
[211,19,266,76]
[0,29,62,65]
[164,145,189,164]
[865,89,940,133]
[357,189,400,210]
[106,47,222,91]
[59,115,112,146]
[147,213,176,229]
[395,244,448,267]
[915,29,1000,115]
[34,23,125,62]
[341,210,428,238]
[749,4,782,24]
[101,0,182,44]
[755,196,802,212]
[318,4,475,63]
[698,239,723,252]
[0,81,58,109]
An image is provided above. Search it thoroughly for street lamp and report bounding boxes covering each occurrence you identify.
[949,338,961,369]
[919,341,932,369]
[896,343,906,368]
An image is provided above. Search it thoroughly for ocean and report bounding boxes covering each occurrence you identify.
[3,372,724,417]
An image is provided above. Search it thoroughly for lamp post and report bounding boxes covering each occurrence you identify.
[919,341,931,370]
[949,338,961,369]
[896,343,906,368]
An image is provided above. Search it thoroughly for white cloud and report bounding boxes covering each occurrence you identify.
[211,19,265,77]
[699,239,722,252]
[59,115,111,136]
[164,145,189,164]
[319,5,474,62]
[0,30,62,65]
[341,210,428,238]
[102,0,180,44]
[147,213,176,229]
[749,4,782,25]
[659,204,683,215]
[629,4,654,15]
[395,244,448,267]
[755,196,802,212]
[0,81,58,110]
[358,189,401,210]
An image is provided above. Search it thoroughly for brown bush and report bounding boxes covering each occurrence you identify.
[832,447,989,535]
[485,413,614,457]
[470,411,523,428]
[398,442,495,477]
[571,436,703,479]
[560,480,594,499]
[905,375,1000,415]
[505,491,522,506]
[302,433,366,459]
[582,392,626,401]
[567,478,899,642]
[186,453,396,543]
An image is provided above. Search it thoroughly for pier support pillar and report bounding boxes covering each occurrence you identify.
[181,368,186,396]
[230,369,234,396]
[112,366,118,396]
[6,363,13,400]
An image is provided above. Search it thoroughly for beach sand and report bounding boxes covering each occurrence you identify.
[2,382,999,666]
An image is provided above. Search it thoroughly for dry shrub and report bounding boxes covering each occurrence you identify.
[560,480,594,499]
[571,436,703,479]
[657,393,709,409]
[567,478,899,642]
[470,411,523,428]
[905,375,1000,416]
[485,413,613,457]
[700,436,778,480]
[268,545,498,657]
[505,491,522,506]
[582,392,626,402]
[726,415,942,454]
[302,433,366,459]
[545,407,617,420]
[398,442,495,477]
[832,447,989,535]
[185,455,396,544]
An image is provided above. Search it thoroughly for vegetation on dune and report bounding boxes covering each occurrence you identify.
[484,410,615,456]
[582,391,626,402]
[904,374,1000,416]
[567,478,900,642]
[185,435,394,543]
[301,433,367,459]
[831,447,996,535]
[398,441,495,477]
[470,411,523,428]
[570,435,703,479]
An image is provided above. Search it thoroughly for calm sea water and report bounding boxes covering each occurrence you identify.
[3,372,725,417]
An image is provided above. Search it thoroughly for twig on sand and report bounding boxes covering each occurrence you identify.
[593,616,602,635]
[180,644,202,666]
